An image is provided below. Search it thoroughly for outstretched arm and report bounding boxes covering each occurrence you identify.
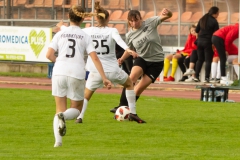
[118,50,138,66]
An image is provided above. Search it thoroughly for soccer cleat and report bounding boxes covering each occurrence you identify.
[193,77,200,82]
[210,78,216,83]
[178,76,188,82]
[185,76,195,82]
[75,118,83,123]
[163,76,168,81]
[57,112,66,136]
[220,79,233,86]
[110,106,119,113]
[54,142,62,147]
[164,76,175,82]
[183,69,195,76]
[129,113,146,123]
[203,78,209,83]
[210,78,220,83]
[216,78,220,83]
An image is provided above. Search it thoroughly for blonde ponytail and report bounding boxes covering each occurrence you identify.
[72,5,105,19]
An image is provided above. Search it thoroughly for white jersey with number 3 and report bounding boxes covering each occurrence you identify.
[83,27,128,72]
[49,26,95,79]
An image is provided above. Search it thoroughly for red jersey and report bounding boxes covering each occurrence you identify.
[213,23,239,55]
[177,34,197,56]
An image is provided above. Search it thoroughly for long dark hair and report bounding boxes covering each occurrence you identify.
[200,6,219,29]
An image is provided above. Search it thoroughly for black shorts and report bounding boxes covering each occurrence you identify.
[133,57,163,83]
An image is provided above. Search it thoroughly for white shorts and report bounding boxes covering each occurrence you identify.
[52,75,85,101]
[86,69,128,91]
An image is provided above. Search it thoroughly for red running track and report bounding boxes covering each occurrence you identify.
[0,76,239,102]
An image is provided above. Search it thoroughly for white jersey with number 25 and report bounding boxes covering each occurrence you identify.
[83,27,128,72]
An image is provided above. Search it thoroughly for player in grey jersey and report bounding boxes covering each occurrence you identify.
[110,8,172,122]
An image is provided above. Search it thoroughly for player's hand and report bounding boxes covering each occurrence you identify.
[56,20,64,28]
[103,79,112,90]
[160,8,171,16]
[118,58,124,66]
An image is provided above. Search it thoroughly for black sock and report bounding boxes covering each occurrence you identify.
[136,96,140,101]
[119,88,128,106]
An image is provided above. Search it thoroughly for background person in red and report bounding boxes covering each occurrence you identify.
[212,23,239,85]
[163,24,197,82]
[210,45,238,83]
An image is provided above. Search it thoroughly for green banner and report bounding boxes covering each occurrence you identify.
[0,54,25,61]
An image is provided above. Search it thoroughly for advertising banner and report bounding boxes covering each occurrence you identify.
[0,26,52,62]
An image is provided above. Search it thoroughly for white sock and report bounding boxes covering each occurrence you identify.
[233,65,239,79]
[216,62,221,79]
[211,62,217,79]
[126,90,136,114]
[53,114,62,144]
[63,108,80,120]
[77,98,88,120]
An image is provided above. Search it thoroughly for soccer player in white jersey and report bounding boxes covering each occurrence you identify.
[46,5,112,147]
[73,1,144,123]
[110,9,173,122]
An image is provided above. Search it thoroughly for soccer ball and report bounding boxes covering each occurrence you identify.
[114,106,130,121]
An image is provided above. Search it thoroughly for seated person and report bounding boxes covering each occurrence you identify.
[164,24,197,81]
[183,49,198,82]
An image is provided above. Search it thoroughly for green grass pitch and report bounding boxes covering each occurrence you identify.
[0,88,240,159]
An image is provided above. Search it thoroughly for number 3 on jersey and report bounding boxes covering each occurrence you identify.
[93,39,109,55]
[66,39,75,58]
